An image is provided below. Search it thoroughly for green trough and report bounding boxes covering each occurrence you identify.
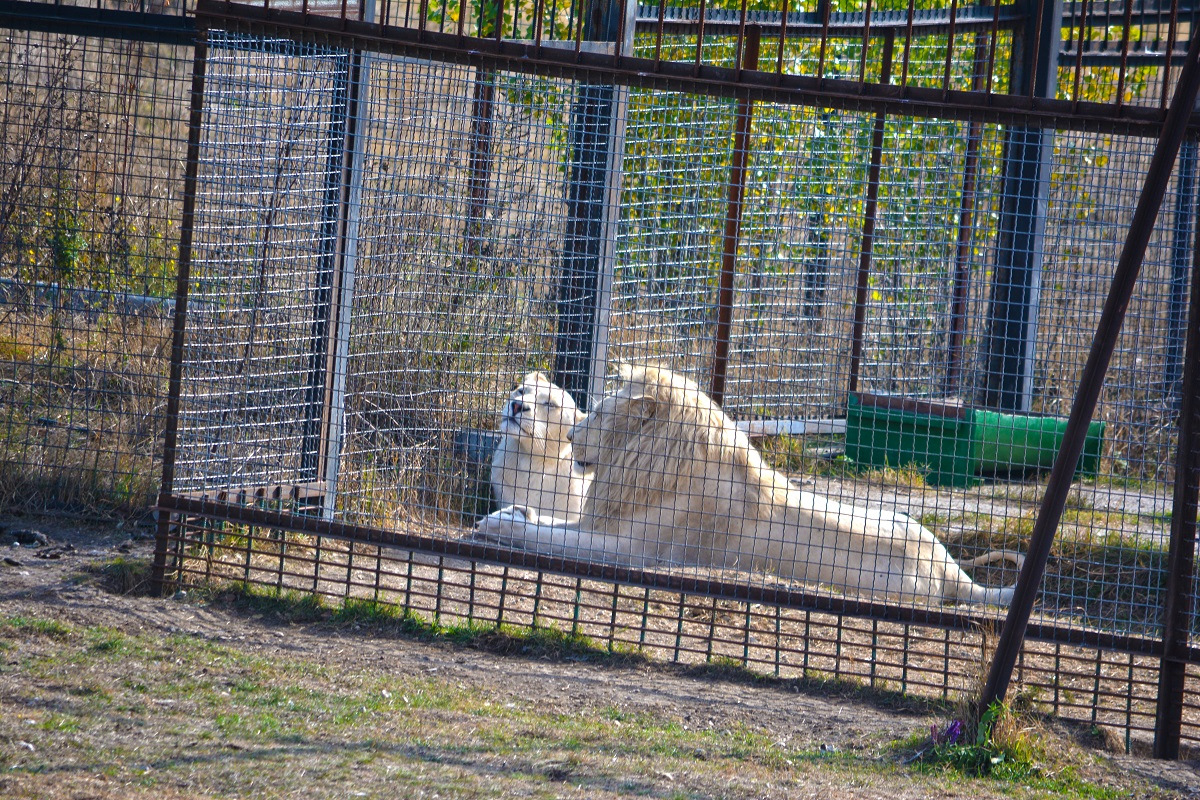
[845,393,1106,488]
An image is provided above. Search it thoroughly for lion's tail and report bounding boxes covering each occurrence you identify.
[954,582,1017,606]
[948,549,1025,605]
[961,549,1025,571]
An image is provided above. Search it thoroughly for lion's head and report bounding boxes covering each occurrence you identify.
[570,365,769,518]
[497,371,584,457]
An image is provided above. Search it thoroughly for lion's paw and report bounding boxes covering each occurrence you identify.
[473,505,533,546]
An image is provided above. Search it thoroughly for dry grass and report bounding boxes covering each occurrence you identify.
[0,308,170,513]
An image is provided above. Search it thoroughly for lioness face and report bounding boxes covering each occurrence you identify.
[498,372,581,447]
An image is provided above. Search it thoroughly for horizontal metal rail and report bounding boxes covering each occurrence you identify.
[0,0,195,44]
[196,0,1197,138]
[633,3,1025,37]
[157,491,1196,662]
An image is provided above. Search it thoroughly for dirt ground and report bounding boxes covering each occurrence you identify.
[2,512,1199,799]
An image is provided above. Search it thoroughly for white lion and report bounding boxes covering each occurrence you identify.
[477,365,1023,605]
[490,371,592,522]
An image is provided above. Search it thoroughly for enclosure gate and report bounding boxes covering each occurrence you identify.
[149,0,1200,757]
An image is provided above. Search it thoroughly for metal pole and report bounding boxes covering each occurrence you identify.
[1163,134,1197,397]
[300,53,353,484]
[944,28,988,396]
[1153,146,1200,759]
[710,25,761,406]
[553,0,633,409]
[847,33,894,397]
[979,26,1200,720]
[301,0,374,515]
[321,21,373,519]
[978,0,1061,412]
[152,31,209,595]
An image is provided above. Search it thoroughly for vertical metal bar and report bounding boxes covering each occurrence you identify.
[639,586,650,648]
[941,0,958,96]
[554,0,634,408]
[775,0,788,77]
[1154,151,1200,758]
[1164,134,1197,396]
[608,583,620,652]
[532,571,544,627]
[978,0,1062,412]
[497,566,508,626]
[944,31,988,395]
[1115,0,1134,110]
[985,0,1000,93]
[572,578,583,635]
[705,596,718,661]
[981,25,1200,720]
[1070,0,1090,108]
[858,0,873,86]
[816,0,831,82]
[152,31,209,596]
[464,71,496,261]
[742,602,751,666]
[773,605,781,677]
[467,561,477,622]
[672,592,686,662]
[847,33,893,396]
[653,0,667,68]
[1162,0,1181,110]
[302,0,374,517]
[710,25,760,406]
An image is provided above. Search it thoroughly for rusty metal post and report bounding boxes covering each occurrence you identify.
[710,25,760,406]
[979,26,1200,722]
[1153,158,1200,759]
[151,31,209,596]
[847,33,894,396]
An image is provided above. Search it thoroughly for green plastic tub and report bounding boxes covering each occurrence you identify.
[845,393,1106,487]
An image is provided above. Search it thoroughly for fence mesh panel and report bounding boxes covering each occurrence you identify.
[0,16,190,512]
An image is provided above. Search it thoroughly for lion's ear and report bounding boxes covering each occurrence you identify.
[624,395,658,420]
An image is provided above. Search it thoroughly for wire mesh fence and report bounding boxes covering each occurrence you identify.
[0,3,193,513]
[2,0,1199,757]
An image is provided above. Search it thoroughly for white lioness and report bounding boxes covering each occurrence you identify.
[490,371,592,522]
[477,365,1022,605]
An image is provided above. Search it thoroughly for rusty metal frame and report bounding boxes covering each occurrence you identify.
[153,0,1200,757]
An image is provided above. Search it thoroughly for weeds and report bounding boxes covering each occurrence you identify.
[85,555,155,596]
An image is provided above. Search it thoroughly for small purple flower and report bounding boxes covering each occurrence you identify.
[931,719,964,745]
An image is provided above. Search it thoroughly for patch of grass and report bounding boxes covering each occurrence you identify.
[331,596,410,626]
[83,555,155,596]
[864,463,932,489]
[211,583,331,624]
[900,701,1127,799]
[2,612,1167,799]
[758,434,855,479]
[85,626,134,656]
[1,615,73,638]
[209,581,648,667]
